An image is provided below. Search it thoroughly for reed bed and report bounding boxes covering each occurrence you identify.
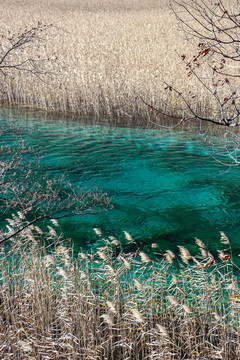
[1,214,240,359]
[1,0,233,121]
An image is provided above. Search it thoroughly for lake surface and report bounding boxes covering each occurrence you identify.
[1,107,240,258]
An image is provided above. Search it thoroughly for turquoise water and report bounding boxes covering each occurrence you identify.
[1,108,240,257]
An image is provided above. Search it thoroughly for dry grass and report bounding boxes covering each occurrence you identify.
[1,214,240,359]
[0,0,239,123]
[0,0,216,120]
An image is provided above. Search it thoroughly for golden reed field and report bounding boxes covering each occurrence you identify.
[0,0,230,120]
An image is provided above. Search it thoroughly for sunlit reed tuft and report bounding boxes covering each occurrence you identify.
[0,221,238,359]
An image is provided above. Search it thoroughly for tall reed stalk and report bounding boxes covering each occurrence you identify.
[0,216,239,359]
[1,0,237,121]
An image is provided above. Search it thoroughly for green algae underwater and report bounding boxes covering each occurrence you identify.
[1,107,240,260]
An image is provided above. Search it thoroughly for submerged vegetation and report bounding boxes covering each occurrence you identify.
[0,215,239,359]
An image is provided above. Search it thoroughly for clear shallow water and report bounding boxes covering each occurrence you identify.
[1,108,240,257]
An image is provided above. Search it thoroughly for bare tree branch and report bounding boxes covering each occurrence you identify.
[0,132,111,245]
[0,22,59,86]
[0,22,112,244]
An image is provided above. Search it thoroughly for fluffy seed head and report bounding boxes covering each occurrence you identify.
[172,275,178,285]
[220,231,230,244]
[139,252,151,263]
[57,267,68,279]
[227,282,235,290]
[93,228,103,236]
[123,231,134,242]
[111,239,120,246]
[79,252,88,260]
[47,226,57,237]
[97,251,107,260]
[6,218,15,226]
[195,237,206,248]
[178,246,191,264]
[156,324,169,337]
[134,279,143,291]
[34,226,43,235]
[17,211,25,220]
[120,256,131,270]
[107,300,117,314]
[199,248,208,258]
[130,308,145,324]
[50,219,59,227]
[164,250,175,264]
[43,255,55,268]
[101,313,114,326]
[213,312,221,321]
[217,250,231,262]
[105,264,115,275]
[167,296,179,306]
[182,304,192,314]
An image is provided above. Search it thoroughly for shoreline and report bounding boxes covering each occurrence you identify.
[0,102,235,136]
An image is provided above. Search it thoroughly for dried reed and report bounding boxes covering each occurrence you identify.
[0,221,239,359]
[1,0,233,121]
